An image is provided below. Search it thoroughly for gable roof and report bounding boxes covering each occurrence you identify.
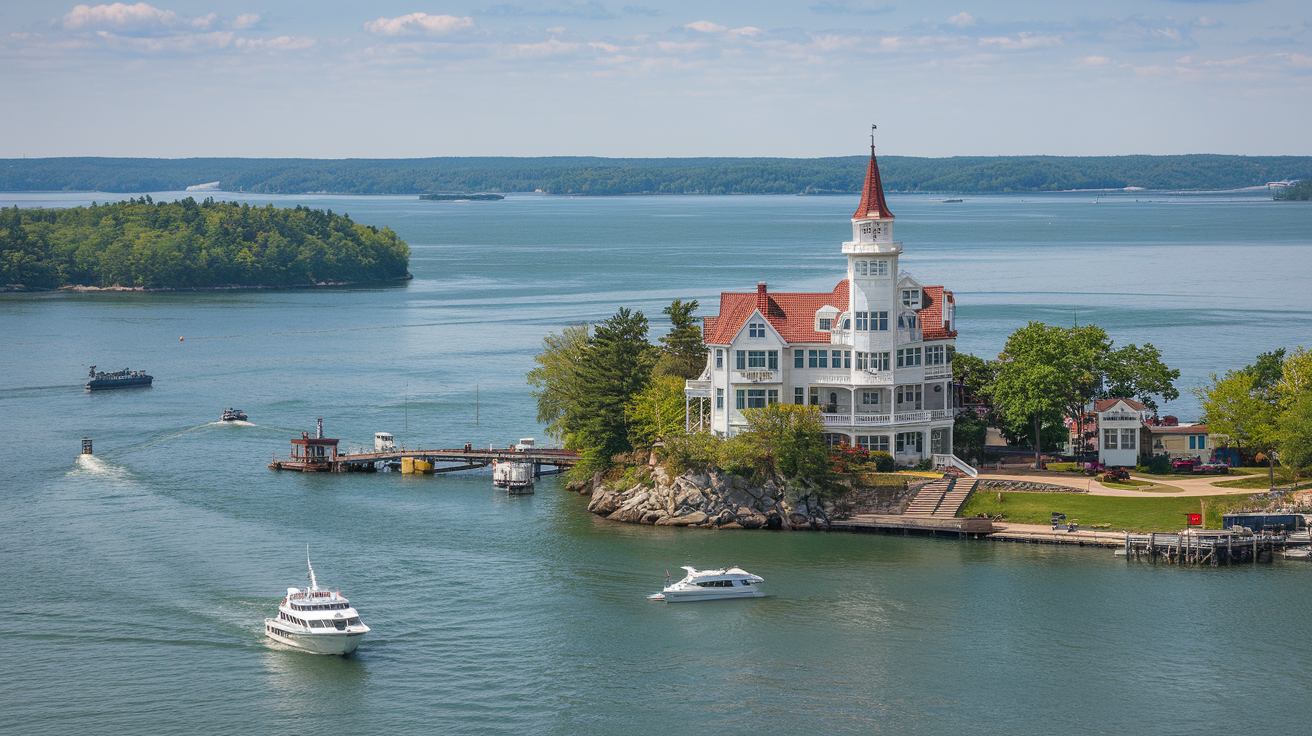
[852,148,894,221]
[1094,398,1148,412]
[703,281,850,345]
[918,285,957,341]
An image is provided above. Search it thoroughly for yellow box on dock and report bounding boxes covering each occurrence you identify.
[401,457,415,474]
[414,459,433,474]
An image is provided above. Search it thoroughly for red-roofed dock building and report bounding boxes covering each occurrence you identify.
[685,144,960,466]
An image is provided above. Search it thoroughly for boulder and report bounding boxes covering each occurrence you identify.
[740,514,765,529]
[642,510,665,524]
[588,491,622,516]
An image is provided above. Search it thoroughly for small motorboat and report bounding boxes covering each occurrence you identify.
[265,549,369,655]
[220,408,248,422]
[647,566,765,602]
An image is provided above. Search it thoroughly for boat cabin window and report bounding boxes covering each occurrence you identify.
[695,579,736,587]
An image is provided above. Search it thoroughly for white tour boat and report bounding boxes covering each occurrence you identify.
[265,551,370,655]
[493,437,536,494]
[647,566,766,602]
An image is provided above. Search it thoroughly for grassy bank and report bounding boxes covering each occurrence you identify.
[960,492,1248,532]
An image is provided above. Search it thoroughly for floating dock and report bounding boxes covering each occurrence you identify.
[830,514,994,537]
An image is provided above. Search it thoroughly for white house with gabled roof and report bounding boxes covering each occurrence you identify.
[685,142,965,470]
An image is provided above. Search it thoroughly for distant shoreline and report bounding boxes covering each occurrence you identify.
[1,273,413,294]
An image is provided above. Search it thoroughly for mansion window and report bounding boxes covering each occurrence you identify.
[747,351,766,369]
[1120,429,1137,450]
[808,350,828,369]
[748,322,766,338]
[857,435,890,453]
[1103,429,1118,449]
[794,349,804,368]
[741,350,778,370]
[856,351,891,371]
[716,388,723,409]
[898,313,919,329]
[896,385,923,409]
[861,391,881,406]
[739,389,767,409]
[1189,434,1206,450]
[896,347,922,368]
[794,387,805,405]
[818,318,833,331]
[902,289,921,309]
[855,260,889,277]
[854,311,889,331]
[895,432,923,453]
[736,351,746,370]
[767,389,779,405]
[833,350,850,369]
[715,349,723,369]
[925,345,945,365]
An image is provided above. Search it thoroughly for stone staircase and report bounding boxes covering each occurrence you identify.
[905,476,978,518]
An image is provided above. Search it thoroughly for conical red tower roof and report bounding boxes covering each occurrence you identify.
[852,147,894,220]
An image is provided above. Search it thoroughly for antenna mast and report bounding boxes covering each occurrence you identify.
[307,545,318,591]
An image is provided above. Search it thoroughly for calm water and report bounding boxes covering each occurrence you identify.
[2,190,1310,734]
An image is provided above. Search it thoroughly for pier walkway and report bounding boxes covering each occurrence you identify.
[270,447,579,474]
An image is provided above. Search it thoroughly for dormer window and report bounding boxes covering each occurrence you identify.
[818,318,832,331]
[902,289,921,309]
[748,322,766,338]
[815,305,840,332]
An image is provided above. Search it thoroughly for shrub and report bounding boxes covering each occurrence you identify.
[914,457,934,471]
[869,451,895,473]
[660,433,723,475]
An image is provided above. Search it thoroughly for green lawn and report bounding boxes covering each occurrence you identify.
[1213,474,1311,490]
[960,492,1237,532]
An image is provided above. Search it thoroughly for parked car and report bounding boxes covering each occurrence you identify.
[1172,459,1197,473]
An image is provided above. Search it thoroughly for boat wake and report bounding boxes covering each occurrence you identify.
[69,453,129,480]
[210,420,256,427]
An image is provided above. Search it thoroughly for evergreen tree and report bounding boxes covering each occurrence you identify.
[574,308,657,470]
[654,298,705,379]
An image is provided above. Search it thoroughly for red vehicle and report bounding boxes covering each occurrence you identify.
[1172,459,1197,473]
[1104,467,1130,482]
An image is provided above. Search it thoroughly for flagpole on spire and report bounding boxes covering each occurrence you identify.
[871,123,877,154]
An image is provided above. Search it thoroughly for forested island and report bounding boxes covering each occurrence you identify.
[3,155,1310,196]
[0,197,410,290]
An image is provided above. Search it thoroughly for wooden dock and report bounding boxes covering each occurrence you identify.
[269,447,579,474]
[831,514,994,537]
[1117,531,1310,565]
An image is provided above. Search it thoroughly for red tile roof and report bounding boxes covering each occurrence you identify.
[852,148,894,220]
[1094,398,1148,412]
[918,286,957,341]
[703,281,850,345]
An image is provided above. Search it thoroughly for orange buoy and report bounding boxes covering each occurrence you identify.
[179,337,184,341]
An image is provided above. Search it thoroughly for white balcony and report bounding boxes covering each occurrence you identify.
[684,379,712,398]
[924,364,951,379]
[815,371,894,386]
[842,240,903,255]
[732,370,779,384]
[819,411,944,427]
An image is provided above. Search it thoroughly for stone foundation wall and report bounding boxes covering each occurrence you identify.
[978,479,1086,494]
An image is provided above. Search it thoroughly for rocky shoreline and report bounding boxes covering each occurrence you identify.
[572,463,920,531]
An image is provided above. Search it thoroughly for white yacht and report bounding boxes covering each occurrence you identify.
[265,552,369,655]
[493,438,536,494]
[647,566,766,602]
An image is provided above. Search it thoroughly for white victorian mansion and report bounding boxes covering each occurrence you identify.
[685,143,960,466]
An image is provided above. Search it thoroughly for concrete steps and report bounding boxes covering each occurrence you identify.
[905,477,978,518]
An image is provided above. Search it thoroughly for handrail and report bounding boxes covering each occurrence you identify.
[932,453,978,478]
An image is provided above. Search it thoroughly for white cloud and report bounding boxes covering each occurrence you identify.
[729,26,762,37]
[685,20,726,33]
[232,14,261,30]
[235,35,315,51]
[1195,16,1219,28]
[946,12,975,28]
[63,3,215,33]
[364,13,476,36]
[1274,52,1312,67]
[978,32,1061,50]
[1081,55,1111,66]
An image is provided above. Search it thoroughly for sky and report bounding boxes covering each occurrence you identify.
[2,0,1309,158]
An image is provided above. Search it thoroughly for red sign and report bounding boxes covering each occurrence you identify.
[1187,513,1202,526]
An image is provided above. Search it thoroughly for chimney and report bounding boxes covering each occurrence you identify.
[756,281,767,313]
[317,418,323,439]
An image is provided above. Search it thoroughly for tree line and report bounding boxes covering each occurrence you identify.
[4,155,1311,195]
[0,197,410,289]
[1194,348,1312,483]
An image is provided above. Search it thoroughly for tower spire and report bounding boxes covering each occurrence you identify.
[853,125,894,221]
